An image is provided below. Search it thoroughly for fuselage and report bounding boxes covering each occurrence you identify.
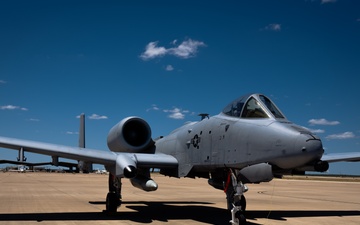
[155,93,324,178]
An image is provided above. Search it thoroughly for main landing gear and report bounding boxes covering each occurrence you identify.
[105,173,122,213]
[225,169,247,225]
[104,170,247,224]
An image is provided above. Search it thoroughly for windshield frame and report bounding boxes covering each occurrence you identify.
[221,93,287,120]
[258,95,286,119]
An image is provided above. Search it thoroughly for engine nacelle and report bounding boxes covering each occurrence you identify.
[107,117,153,153]
[238,163,274,184]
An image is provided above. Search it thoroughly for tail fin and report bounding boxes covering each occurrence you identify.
[79,113,85,148]
[78,113,92,173]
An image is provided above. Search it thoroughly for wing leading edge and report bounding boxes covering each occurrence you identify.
[0,136,178,177]
[321,152,360,163]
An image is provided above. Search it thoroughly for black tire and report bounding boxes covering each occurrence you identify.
[237,213,247,225]
[106,192,119,212]
[234,195,247,212]
[240,195,246,212]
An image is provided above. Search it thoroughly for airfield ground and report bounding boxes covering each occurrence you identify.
[0,172,359,225]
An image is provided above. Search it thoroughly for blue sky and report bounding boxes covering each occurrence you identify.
[1,0,359,175]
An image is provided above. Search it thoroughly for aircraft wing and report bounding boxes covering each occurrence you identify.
[0,159,79,168]
[321,152,360,163]
[0,136,178,176]
[0,160,53,166]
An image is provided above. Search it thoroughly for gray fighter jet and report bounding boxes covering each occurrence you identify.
[1,93,359,225]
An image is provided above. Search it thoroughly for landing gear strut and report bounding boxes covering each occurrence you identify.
[106,173,122,212]
[225,169,247,225]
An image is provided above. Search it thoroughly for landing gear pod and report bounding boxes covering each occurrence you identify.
[130,175,158,192]
[115,154,137,178]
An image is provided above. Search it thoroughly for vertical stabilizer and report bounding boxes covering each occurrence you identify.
[78,113,92,173]
[79,113,85,148]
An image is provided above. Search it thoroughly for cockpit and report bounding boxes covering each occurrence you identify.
[222,93,286,119]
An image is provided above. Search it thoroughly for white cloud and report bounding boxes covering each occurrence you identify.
[88,114,108,120]
[140,38,206,60]
[1,105,18,110]
[263,23,281,31]
[163,107,188,120]
[166,108,185,120]
[309,129,325,134]
[140,42,167,60]
[0,80,6,84]
[146,104,160,112]
[29,118,40,122]
[1,105,28,111]
[308,118,340,126]
[165,65,174,71]
[66,131,79,135]
[321,0,337,4]
[169,39,206,58]
[150,104,194,120]
[326,132,355,140]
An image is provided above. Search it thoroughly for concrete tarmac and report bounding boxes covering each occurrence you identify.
[0,172,359,225]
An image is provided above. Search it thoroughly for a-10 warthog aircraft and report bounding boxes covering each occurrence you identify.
[1,93,360,225]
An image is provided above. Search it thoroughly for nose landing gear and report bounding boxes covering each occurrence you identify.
[230,204,246,225]
[225,169,247,225]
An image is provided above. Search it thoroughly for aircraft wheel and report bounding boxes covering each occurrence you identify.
[234,195,246,212]
[236,212,247,225]
[106,192,119,212]
[240,195,246,212]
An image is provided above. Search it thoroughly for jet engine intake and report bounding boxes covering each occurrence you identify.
[107,117,153,153]
[238,163,274,184]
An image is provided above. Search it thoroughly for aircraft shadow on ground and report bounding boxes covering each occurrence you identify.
[0,201,359,225]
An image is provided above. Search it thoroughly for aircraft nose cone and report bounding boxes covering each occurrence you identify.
[296,134,324,161]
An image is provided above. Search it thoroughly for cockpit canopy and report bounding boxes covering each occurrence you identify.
[222,93,286,119]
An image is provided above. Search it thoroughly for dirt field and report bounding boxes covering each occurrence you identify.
[0,172,359,225]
